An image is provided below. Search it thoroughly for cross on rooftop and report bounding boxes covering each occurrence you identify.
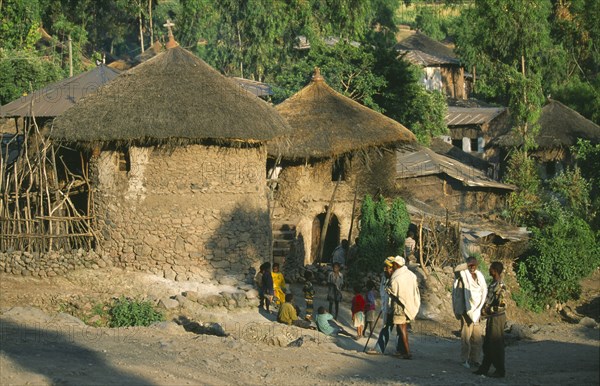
[163,20,175,38]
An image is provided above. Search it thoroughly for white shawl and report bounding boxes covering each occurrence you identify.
[389,266,421,321]
[459,269,487,323]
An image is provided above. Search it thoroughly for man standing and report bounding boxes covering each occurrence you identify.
[453,257,487,368]
[332,239,349,267]
[474,261,507,378]
[388,255,421,359]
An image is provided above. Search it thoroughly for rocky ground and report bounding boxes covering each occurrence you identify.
[0,267,599,386]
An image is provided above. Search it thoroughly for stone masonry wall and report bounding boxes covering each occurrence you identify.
[92,144,270,283]
[276,151,396,267]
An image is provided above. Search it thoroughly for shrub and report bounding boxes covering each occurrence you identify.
[515,200,600,311]
[351,195,411,285]
[109,297,165,327]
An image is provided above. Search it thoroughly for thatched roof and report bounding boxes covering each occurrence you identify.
[395,31,459,67]
[0,65,121,118]
[271,69,416,159]
[492,99,600,148]
[52,45,291,146]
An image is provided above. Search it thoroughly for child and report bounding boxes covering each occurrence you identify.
[277,293,311,329]
[364,280,377,336]
[303,271,315,321]
[327,262,344,319]
[315,306,354,338]
[351,286,366,339]
[271,263,287,307]
[255,262,267,309]
[261,262,274,313]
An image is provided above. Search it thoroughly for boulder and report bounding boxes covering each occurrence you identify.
[510,323,534,340]
[219,275,239,286]
[245,289,259,300]
[579,317,598,329]
[182,291,200,302]
[158,297,180,310]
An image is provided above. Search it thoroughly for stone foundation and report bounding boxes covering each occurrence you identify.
[0,250,112,278]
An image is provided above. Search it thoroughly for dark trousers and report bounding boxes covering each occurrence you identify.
[480,313,506,375]
[375,314,395,353]
[329,301,339,319]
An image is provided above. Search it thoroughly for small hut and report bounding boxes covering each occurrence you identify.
[46,39,291,282]
[269,69,416,273]
[490,99,600,179]
[395,30,467,99]
[396,147,515,215]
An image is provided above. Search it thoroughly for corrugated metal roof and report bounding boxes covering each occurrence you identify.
[396,147,515,190]
[0,65,120,118]
[231,77,272,97]
[445,106,505,126]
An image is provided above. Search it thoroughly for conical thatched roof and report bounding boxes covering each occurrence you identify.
[52,46,291,146]
[492,99,600,148]
[0,65,120,118]
[271,69,416,159]
[395,31,459,67]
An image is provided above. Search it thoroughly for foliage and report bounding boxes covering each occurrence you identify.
[0,49,65,105]
[515,200,600,311]
[415,7,445,41]
[372,50,448,145]
[388,197,411,256]
[454,0,554,104]
[109,297,164,327]
[572,139,600,231]
[353,195,411,284]
[503,149,541,225]
[547,167,591,220]
[271,42,386,110]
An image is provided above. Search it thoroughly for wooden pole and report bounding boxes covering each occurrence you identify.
[68,34,73,77]
[316,175,342,265]
[139,4,145,53]
[347,179,359,244]
[418,216,428,278]
[148,0,153,45]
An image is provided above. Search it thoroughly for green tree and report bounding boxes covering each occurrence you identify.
[516,200,600,311]
[388,197,411,256]
[503,149,541,225]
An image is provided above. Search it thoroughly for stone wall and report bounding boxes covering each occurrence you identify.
[0,250,112,277]
[91,144,271,283]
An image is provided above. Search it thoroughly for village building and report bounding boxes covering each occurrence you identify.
[269,69,416,276]
[395,30,468,100]
[396,147,515,216]
[2,33,291,283]
[489,99,600,179]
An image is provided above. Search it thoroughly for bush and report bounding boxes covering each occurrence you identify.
[515,200,600,311]
[109,297,165,327]
[351,195,411,285]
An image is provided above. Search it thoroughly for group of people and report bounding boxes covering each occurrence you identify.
[256,247,507,378]
[452,257,507,378]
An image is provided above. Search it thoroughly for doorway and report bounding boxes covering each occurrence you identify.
[311,213,340,264]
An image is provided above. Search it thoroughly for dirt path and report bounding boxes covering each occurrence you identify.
[0,268,598,385]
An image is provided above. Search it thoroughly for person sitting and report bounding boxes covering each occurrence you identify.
[315,306,354,338]
[277,293,311,329]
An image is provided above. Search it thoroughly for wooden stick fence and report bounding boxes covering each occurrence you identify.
[1,115,97,253]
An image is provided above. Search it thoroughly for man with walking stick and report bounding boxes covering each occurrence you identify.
[365,256,395,354]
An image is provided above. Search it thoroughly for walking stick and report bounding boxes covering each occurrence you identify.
[362,309,383,352]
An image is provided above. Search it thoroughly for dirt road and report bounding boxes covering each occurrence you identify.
[0,268,598,385]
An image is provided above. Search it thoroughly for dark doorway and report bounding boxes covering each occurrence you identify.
[311,213,340,264]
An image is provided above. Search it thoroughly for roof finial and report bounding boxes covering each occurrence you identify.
[312,67,324,82]
[164,19,178,49]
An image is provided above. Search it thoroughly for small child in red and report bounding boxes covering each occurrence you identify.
[351,285,366,339]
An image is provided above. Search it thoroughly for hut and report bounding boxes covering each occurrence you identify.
[396,147,515,215]
[43,39,291,282]
[395,30,467,100]
[490,99,600,179]
[269,69,416,273]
